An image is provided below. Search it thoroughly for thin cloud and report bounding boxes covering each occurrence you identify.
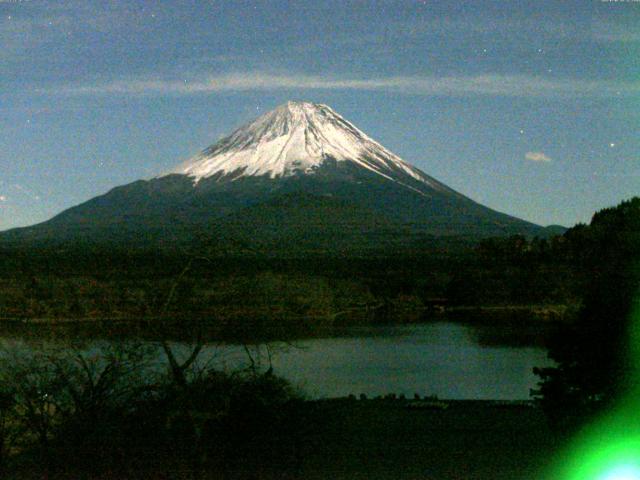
[591,21,640,43]
[592,31,640,43]
[12,183,41,200]
[397,17,639,44]
[1,13,72,59]
[390,15,639,45]
[525,152,552,163]
[394,17,582,40]
[44,72,640,99]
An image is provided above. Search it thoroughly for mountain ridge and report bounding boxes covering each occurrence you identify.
[0,101,554,253]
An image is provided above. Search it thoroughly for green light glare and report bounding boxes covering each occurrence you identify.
[557,429,640,480]
[629,295,640,391]
[598,464,640,480]
[546,299,640,480]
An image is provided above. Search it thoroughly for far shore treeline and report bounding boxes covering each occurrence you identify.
[1,197,637,327]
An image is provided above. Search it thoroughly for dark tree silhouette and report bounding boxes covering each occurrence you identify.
[533,198,640,432]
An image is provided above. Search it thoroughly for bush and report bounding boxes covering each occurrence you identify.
[0,342,305,478]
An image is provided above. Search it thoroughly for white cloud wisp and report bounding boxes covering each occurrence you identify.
[45,72,640,99]
[525,152,552,163]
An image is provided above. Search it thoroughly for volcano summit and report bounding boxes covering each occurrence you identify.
[168,101,456,196]
[1,101,548,253]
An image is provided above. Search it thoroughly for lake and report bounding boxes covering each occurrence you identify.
[0,320,553,401]
[171,321,553,400]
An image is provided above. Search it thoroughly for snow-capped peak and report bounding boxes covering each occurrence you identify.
[165,101,447,193]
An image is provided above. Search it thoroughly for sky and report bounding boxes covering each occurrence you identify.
[1,0,638,231]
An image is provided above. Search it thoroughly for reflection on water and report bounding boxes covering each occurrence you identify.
[0,322,553,400]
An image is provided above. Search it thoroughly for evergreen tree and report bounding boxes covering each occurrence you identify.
[533,198,640,432]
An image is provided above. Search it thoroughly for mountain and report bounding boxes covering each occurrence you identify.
[0,101,550,254]
[167,101,459,195]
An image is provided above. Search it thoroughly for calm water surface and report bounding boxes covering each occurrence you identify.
[0,322,552,400]
[184,322,553,400]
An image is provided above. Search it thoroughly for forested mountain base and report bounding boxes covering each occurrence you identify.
[2,198,637,327]
[0,237,585,325]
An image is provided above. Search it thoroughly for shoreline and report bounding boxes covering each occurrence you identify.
[0,302,577,325]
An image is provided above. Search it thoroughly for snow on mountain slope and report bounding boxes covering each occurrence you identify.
[165,101,454,196]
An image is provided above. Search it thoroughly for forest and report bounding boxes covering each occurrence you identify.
[0,206,621,327]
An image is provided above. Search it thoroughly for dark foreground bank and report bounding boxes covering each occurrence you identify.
[274,398,558,480]
[6,396,558,480]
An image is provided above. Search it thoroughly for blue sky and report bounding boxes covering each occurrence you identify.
[1,0,638,230]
